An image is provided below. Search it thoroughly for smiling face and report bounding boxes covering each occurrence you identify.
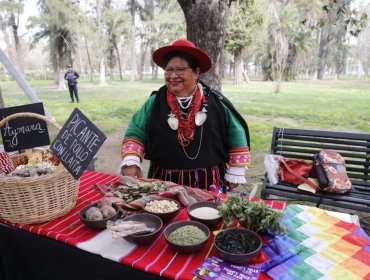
[164,56,200,97]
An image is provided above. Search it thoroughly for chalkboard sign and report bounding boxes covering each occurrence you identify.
[0,103,50,152]
[50,108,106,180]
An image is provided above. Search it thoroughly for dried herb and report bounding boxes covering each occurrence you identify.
[112,180,167,203]
[217,196,286,235]
[168,225,207,245]
[215,231,260,254]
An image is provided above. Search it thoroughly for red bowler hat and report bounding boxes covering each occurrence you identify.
[152,39,212,73]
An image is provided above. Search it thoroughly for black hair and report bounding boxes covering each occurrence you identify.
[163,51,198,71]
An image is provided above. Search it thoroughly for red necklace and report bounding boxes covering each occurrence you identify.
[166,86,202,147]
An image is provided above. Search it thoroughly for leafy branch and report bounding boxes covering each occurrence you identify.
[218,196,286,235]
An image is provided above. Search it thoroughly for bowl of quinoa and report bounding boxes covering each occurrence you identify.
[164,220,210,254]
[143,198,180,222]
[187,201,223,228]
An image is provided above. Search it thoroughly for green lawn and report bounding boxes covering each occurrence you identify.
[1,77,369,182]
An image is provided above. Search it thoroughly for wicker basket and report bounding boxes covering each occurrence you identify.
[0,112,79,224]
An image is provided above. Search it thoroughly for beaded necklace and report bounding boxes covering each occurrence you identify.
[166,86,203,147]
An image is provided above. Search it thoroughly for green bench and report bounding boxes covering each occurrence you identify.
[261,127,370,213]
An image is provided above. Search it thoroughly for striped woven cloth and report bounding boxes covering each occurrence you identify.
[260,204,370,279]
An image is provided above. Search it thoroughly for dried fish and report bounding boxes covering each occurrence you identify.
[107,220,156,238]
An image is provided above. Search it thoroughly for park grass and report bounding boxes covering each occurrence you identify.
[1,77,369,181]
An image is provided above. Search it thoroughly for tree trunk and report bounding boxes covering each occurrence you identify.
[84,37,93,81]
[138,42,148,81]
[114,43,123,80]
[0,22,15,64]
[97,0,107,86]
[0,85,5,109]
[243,70,250,83]
[233,48,244,85]
[150,45,157,80]
[317,32,329,80]
[77,38,84,78]
[317,16,334,80]
[56,53,65,90]
[177,0,232,91]
[284,43,297,81]
[9,11,24,75]
[130,0,137,82]
[58,69,65,90]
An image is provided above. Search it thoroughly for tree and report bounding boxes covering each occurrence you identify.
[130,0,137,81]
[103,0,129,81]
[316,0,368,79]
[96,0,107,86]
[144,0,185,80]
[136,0,154,81]
[356,3,370,79]
[178,0,253,91]
[268,1,289,93]
[224,0,265,85]
[28,0,81,88]
[0,0,25,74]
[262,0,320,82]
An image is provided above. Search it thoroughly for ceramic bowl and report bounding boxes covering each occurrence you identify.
[121,213,163,245]
[143,198,180,222]
[79,202,120,230]
[214,228,262,264]
[164,220,210,254]
[187,201,223,228]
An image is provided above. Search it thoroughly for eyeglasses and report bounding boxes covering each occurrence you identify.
[164,67,191,75]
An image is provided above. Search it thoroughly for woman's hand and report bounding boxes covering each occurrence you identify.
[121,165,142,178]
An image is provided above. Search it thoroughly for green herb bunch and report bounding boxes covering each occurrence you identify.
[217,196,286,235]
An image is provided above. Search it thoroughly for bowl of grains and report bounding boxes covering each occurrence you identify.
[143,198,180,222]
[187,201,223,228]
[164,220,210,254]
[214,228,262,264]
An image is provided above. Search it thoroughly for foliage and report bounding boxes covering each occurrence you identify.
[28,0,82,71]
[143,0,185,45]
[225,0,264,53]
[320,0,368,38]
[0,0,24,25]
[102,2,130,75]
[217,195,286,234]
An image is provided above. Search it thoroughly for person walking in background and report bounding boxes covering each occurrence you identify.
[64,64,80,103]
[119,39,250,192]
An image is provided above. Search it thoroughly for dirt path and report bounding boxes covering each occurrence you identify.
[94,129,124,175]
[94,128,149,175]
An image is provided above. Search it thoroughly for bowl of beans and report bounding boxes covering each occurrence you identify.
[187,201,223,228]
[143,198,180,222]
[214,228,262,264]
[164,220,210,254]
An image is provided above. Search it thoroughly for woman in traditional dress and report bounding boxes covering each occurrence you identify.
[119,39,250,192]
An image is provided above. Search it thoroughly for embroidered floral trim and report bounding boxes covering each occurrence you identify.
[228,146,250,167]
[121,138,144,160]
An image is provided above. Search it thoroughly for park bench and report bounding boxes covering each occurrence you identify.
[261,127,370,213]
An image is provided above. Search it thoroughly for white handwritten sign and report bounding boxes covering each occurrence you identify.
[0,103,50,152]
[50,108,106,179]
